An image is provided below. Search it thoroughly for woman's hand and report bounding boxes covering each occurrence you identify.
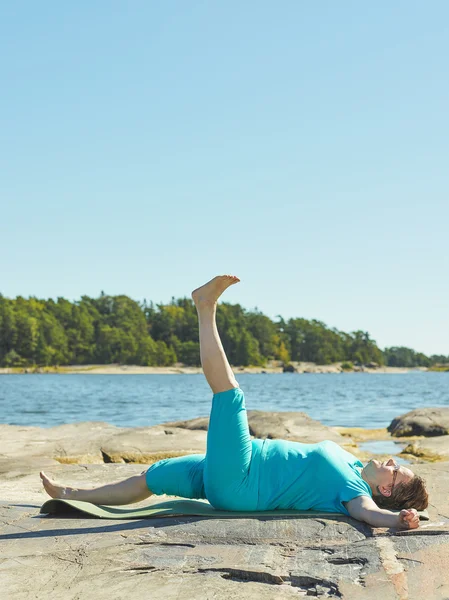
[398,508,419,529]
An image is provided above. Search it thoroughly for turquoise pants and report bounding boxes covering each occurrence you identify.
[145,387,264,510]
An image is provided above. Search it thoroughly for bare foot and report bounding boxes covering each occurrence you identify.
[40,471,76,500]
[192,275,240,308]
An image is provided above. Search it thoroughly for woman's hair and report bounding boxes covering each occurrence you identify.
[374,475,429,511]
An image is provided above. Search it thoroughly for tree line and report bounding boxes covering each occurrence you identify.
[0,293,446,368]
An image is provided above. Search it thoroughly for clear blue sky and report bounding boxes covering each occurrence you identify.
[1,2,448,355]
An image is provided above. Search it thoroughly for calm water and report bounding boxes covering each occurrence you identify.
[0,372,447,429]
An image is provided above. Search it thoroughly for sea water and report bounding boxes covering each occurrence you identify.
[0,372,447,430]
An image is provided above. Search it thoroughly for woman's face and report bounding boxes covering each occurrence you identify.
[362,457,414,496]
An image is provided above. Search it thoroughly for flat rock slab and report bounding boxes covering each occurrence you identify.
[403,435,449,460]
[388,408,449,437]
[2,499,449,600]
[2,413,449,599]
[1,462,449,599]
[0,422,208,466]
[164,409,346,444]
[0,413,349,468]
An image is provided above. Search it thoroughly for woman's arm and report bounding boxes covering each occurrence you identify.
[345,495,420,529]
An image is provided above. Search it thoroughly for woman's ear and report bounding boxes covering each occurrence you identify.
[377,484,392,497]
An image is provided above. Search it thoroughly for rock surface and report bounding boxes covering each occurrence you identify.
[0,409,347,469]
[403,436,449,460]
[0,422,208,468]
[388,408,449,437]
[164,410,346,444]
[2,413,449,599]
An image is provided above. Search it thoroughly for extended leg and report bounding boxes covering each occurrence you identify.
[191,275,240,393]
[192,275,255,510]
[41,454,207,505]
[40,471,152,505]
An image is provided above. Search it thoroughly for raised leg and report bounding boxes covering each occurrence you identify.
[191,275,240,394]
[192,275,255,510]
[40,471,152,505]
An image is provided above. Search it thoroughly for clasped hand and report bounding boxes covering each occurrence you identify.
[398,508,419,529]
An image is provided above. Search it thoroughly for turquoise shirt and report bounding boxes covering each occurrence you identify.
[257,439,372,515]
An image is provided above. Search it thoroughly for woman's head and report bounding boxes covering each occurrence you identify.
[362,458,429,510]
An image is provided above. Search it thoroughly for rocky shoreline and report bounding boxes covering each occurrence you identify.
[0,362,432,375]
[2,407,449,598]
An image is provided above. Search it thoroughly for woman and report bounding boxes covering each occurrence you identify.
[41,275,428,529]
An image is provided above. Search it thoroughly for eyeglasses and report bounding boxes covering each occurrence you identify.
[391,464,400,494]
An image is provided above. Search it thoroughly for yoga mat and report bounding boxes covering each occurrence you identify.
[40,498,430,521]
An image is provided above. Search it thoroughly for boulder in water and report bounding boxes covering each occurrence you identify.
[388,408,449,437]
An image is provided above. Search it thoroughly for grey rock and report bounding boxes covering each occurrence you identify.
[0,422,207,467]
[388,408,449,437]
[101,426,208,463]
[2,423,449,599]
[0,410,348,469]
[403,435,449,460]
[164,410,346,444]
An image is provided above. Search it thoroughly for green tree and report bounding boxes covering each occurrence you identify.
[0,291,427,371]
[383,347,430,368]
[178,341,201,366]
[0,296,18,364]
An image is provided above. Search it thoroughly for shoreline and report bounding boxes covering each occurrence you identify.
[0,362,430,375]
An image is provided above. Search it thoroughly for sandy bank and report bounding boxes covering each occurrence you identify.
[0,362,426,375]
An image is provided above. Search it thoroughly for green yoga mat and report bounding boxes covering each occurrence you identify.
[40,498,430,521]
